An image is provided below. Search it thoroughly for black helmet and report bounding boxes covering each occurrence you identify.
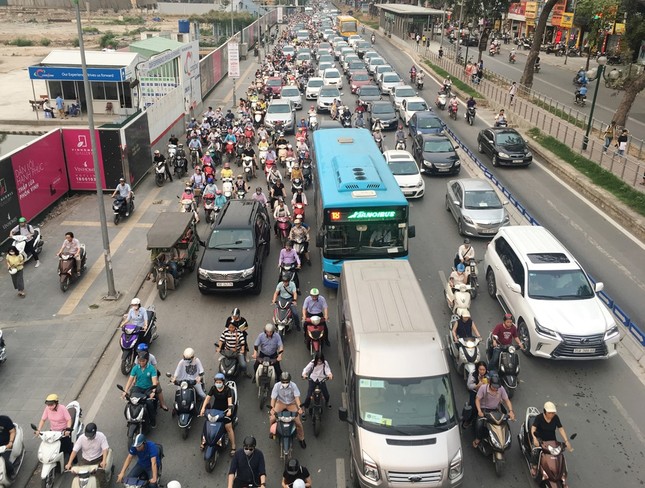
[463,238,470,244]
[231,307,241,317]
[489,372,501,388]
[287,458,300,475]
[84,423,97,439]
[243,436,257,448]
[280,372,291,383]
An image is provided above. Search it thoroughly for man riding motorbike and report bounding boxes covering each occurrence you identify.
[121,352,160,427]
[529,401,574,477]
[454,238,475,268]
[488,314,525,369]
[253,322,285,379]
[473,372,515,448]
[394,125,406,149]
[216,321,252,379]
[57,231,82,276]
[269,372,307,449]
[116,434,161,488]
[170,347,206,400]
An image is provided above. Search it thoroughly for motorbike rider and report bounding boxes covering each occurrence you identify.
[278,240,301,282]
[221,162,234,180]
[275,132,288,149]
[168,134,179,146]
[394,125,406,148]
[111,178,132,217]
[204,177,218,198]
[273,199,291,235]
[270,179,287,207]
[282,458,312,488]
[122,352,160,427]
[451,309,481,343]
[355,110,365,128]
[57,231,82,276]
[466,96,477,115]
[473,372,515,448]
[464,362,489,428]
[448,94,458,114]
[153,149,173,182]
[272,274,301,331]
[442,77,452,94]
[575,84,588,102]
[301,353,332,413]
[454,238,475,268]
[214,189,227,208]
[0,414,17,478]
[121,297,150,335]
[438,46,444,58]
[489,313,525,369]
[288,218,310,265]
[494,109,507,127]
[446,264,468,309]
[302,288,330,346]
[136,343,169,411]
[171,348,206,399]
[227,436,267,488]
[188,136,203,158]
[535,55,541,70]
[291,164,304,183]
[529,401,574,477]
[116,434,161,488]
[269,372,307,449]
[252,187,269,208]
[575,67,587,85]
[216,321,252,379]
[234,174,249,196]
[409,65,417,82]
[65,423,111,488]
[253,323,285,378]
[416,70,425,85]
[242,141,258,176]
[199,373,236,454]
[35,394,73,456]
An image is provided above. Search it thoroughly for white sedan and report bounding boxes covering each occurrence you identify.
[384,150,425,199]
[305,77,324,99]
[392,85,418,111]
[379,72,404,95]
[400,97,430,126]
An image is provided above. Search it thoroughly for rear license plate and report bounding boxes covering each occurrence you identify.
[216,282,234,287]
[573,348,595,354]
[512,159,523,164]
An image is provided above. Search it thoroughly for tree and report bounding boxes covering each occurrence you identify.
[612,72,645,127]
[573,0,620,70]
[519,0,559,88]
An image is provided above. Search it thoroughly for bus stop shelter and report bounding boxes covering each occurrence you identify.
[375,4,444,40]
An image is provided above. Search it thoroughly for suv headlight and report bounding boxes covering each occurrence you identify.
[525,151,533,158]
[423,160,433,168]
[241,266,255,278]
[535,318,561,340]
[362,451,380,481]
[604,324,619,341]
[498,152,510,158]
[198,269,209,280]
[449,448,463,479]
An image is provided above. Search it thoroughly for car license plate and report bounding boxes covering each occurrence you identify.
[480,229,497,234]
[438,168,450,172]
[513,159,523,164]
[216,282,234,287]
[573,348,595,354]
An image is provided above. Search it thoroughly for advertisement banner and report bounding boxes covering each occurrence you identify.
[524,1,538,19]
[560,13,574,28]
[228,42,240,79]
[99,129,124,190]
[29,66,126,82]
[0,157,21,242]
[11,131,69,221]
[179,40,201,111]
[63,129,107,191]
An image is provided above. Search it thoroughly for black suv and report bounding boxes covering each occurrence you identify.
[198,200,270,294]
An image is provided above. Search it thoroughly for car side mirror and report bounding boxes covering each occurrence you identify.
[509,283,522,294]
[502,200,509,206]
[453,200,460,207]
[316,234,323,247]
[594,282,604,292]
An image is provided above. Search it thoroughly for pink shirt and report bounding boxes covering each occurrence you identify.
[41,405,71,431]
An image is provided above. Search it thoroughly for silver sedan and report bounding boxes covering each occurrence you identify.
[445,178,510,236]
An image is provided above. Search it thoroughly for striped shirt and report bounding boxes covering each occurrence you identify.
[218,328,247,353]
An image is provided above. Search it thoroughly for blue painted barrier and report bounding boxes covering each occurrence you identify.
[444,125,645,348]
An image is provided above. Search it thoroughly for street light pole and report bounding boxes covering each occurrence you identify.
[73,0,118,300]
[582,56,607,151]
[231,2,236,106]
[440,3,446,47]
[455,0,464,63]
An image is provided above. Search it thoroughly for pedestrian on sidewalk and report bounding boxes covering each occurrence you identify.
[422,34,427,47]
[509,82,517,104]
[55,94,66,119]
[602,121,616,152]
[416,33,421,51]
[439,47,444,59]
[616,129,629,156]
[6,246,25,298]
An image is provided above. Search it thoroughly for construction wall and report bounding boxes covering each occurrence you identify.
[4,0,156,10]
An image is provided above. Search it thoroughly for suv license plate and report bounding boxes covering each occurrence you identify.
[216,282,234,287]
[513,159,523,163]
[438,168,450,172]
[573,348,595,354]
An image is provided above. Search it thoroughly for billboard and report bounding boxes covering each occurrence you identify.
[228,42,240,79]
[0,156,21,242]
[28,66,126,82]
[63,129,107,191]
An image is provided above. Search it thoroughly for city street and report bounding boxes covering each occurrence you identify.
[1,25,644,488]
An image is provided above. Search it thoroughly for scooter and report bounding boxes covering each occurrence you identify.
[242,156,254,182]
[0,423,25,487]
[255,357,277,410]
[203,193,216,224]
[446,282,472,316]
[259,148,268,169]
[307,377,328,437]
[486,336,520,398]
[475,409,512,477]
[0,330,6,365]
[341,112,352,128]
[167,144,177,167]
[154,160,169,187]
[119,307,158,375]
[112,194,135,225]
[305,317,325,356]
[302,162,313,190]
[518,407,576,485]
[31,401,83,488]
[449,103,458,120]
[167,374,200,440]
[508,53,516,64]
[272,410,298,470]
[416,77,424,90]
[292,234,307,263]
[222,177,234,200]
[308,112,318,131]
[68,449,114,488]
[11,230,44,263]
[466,106,476,126]
[203,381,238,473]
[218,350,241,380]
[465,257,479,298]
[174,155,188,178]
[273,296,296,336]
[436,92,447,110]
[276,216,291,247]
[116,384,156,449]
[574,91,587,106]
[395,139,406,150]
[58,245,87,292]
[446,330,481,382]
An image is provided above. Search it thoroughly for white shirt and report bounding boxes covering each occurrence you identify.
[302,360,332,382]
[72,432,109,461]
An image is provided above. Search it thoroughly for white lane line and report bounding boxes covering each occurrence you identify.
[336,457,346,488]
[609,395,645,446]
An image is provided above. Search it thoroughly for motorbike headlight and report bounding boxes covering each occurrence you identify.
[498,152,510,159]
[241,266,255,278]
[449,448,463,480]
[490,432,503,449]
[604,324,619,341]
[362,451,380,481]
[534,319,561,340]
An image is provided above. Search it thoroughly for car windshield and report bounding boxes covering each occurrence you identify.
[319,55,334,63]
[371,58,385,66]
[496,131,525,146]
[323,222,406,258]
[357,41,370,48]
[357,375,457,435]
[319,63,333,71]
[352,73,369,81]
[372,104,394,115]
[349,62,364,69]
[359,86,379,96]
[396,87,416,98]
[464,190,502,209]
[407,101,427,111]
[389,160,419,175]
[320,87,341,97]
[417,116,443,129]
[527,270,595,300]
[208,229,253,249]
[267,79,282,87]
[267,104,291,114]
[325,70,340,78]
[297,54,310,60]
[319,43,331,50]
[281,88,299,96]
[308,79,324,87]
[383,74,400,82]
[424,139,454,152]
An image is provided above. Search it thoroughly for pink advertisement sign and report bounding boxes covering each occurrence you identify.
[11,131,69,221]
[63,129,107,191]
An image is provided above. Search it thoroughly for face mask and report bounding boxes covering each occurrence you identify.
[244,448,254,456]
[280,382,289,389]
[215,382,224,389]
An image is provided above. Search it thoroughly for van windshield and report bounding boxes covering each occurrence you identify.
[357,375,457,434]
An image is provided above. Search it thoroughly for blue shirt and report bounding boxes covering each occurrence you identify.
[579,86,588,96]
[303,295,327,315]
[130,363,157,390]
[254,331,283,356]
[126,306,148,328]
[128,441,159,470]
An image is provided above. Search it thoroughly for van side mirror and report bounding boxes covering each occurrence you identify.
[594,282,604,292]
[408,225,416,238]
[316,233,323,248]
[339,406,349,422]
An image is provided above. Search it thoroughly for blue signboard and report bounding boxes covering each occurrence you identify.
[28,66,126,82]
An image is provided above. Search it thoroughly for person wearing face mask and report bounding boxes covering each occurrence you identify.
[269,372,306,449]
[200,373,236,454]
[252,187,269,208]
[170,348,206,399]
[227,436,266,488]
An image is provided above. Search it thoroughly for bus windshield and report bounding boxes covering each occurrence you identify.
[341,20,358,33]
[323,221,406,258]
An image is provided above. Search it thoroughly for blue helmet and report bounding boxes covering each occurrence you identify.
[457,264,466,272]
[137,343,149,351]
[214,373,225,381]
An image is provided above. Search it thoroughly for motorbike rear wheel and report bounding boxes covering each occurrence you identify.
[155,173,164,187]
[158,278,168,301]
[205,450,219,473]
[60,275,70,292]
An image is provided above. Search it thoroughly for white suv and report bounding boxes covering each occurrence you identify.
[483,226,619,359]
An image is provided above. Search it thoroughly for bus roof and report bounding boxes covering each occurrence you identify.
[313,128,407,208]
[337,15,358,21]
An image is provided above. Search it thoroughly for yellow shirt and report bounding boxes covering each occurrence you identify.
[221,168,233,179]
[6,253,24,271]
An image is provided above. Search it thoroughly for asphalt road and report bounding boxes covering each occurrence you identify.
[12,32,645,488]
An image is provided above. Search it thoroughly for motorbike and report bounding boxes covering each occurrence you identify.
[31,401,83,488]
[465,257,478,298]
[154,160,169,187]
[508,53,516,64]
[235,182,247,200]
[218,350,241,380]
[225,142,236,164]
[272,410,298,470]
[0,329,6,365]
[292,234,307,263]
[534,63,541,73]
[395,138,406,150]
[0,423,24,487]
[486,337,520,398]
[285,156,296,179]
[116,384,156,449]
[466,106,476,126]
[489,46,496,56]
[242,156,254,182]
[574,91,586,106]
[305,317,325,356]
[308,112,318,131]
[119,307,158,375]
[68,450,114,488]
[190,148,200,167]
[436,93,447,110]
[572,75,586,87]
[167,374,200,439]
[277,144,288,168]
[475,409,512,477]
[446,282,472,317]
[167,144,177,166]
[58,245,87,292]
[203,193,217,224]
[518,407,576,486]
[302,161,313,190]
[113,194,135,225]
[495,118,508,128]
[259,148,268,169]
[174,154,188,178]
[340,112,352,128]
[371,34,375,44]
[276,216,291,247]
[11,230,44,263]
[222,178,234,200]
[203,381,238,473]
[446,331,481,382]
[442,82,452,96]
[255,356,277,410]
[273,296,296,336]
[179,198,199,223]
[449,103,458,120]
[416,77,424,90]
[308,378,328,437]
[254,110,264,127]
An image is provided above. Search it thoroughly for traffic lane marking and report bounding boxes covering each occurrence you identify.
[221,60,258,106]
[609,395,645,446]
[61,221,153,229]
[56,188,163,316]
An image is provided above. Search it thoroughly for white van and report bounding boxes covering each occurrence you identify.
[338,260,463,488]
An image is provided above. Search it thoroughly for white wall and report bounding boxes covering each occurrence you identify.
[145,85,184,144]
[157,1,224,15]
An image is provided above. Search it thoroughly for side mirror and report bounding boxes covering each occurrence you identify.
[453,200,460,207]
[502,200,509,206]
[408,225,416,238]
[509,283,522,294]
[316,234,323,248]
[338,406,349,422]
[594,282,604,292]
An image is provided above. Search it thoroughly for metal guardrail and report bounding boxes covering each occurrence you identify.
[444,124,645,348]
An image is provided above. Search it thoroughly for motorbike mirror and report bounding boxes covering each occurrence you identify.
[30,423,38,431]
[116,384,125,392]
[570,433,577,440]
[165,372,172,377]
[502,200,509,206]
[408,225,415,239]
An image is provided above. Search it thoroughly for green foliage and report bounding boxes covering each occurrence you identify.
[39,38,51,46]
[622,0,645,62]
[423,60,482,98]
[107,16,145,25]
[72,37,80,48]
[7,37,34,46]
[574,0,620,51]
[527,128,645,216]
[99,32,118,49]
[82,26,100,34]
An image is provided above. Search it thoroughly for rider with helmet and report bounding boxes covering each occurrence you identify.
[529,401,574,477]
[170,348,206,399]
[35,393,73,455]
[221,162,234,180]
[473,372,515,448]
[301,353,333,412]
[454,238,475,268]
[136,343,169,411]
[200,373,236,454]
[302,288,330,346]
[65,423,111,488]
[227,436,267,488]
[282,458,312,488]
[253,323,284,379]
[216,320,251,379]
[116,434,161,488]
[252,187,269,208]
[446,264,468,309]
[451,309,481,343]
[270,372,307,449]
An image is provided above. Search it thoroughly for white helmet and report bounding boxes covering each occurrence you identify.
[130,298,141,306]
[310,316,322,326]
[167,482,181,488]
[293,480,306,488]
[183,348,195,360]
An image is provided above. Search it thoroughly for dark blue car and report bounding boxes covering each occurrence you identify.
[408,111,445,137]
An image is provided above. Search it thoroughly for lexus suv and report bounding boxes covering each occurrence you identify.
[198,200,270,295]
